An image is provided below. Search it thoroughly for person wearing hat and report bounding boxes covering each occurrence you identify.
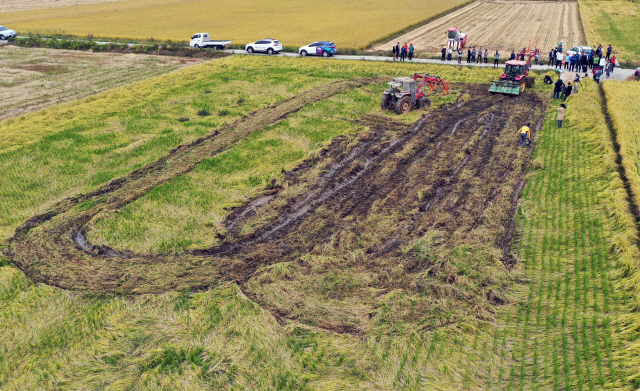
[558,40,563,52]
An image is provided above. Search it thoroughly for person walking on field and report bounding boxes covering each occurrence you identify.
[518,123,531,148]
[408,44,414,61]
[447,47,452,61]
[557,103,566,128]
[458,48,463,64]
[562,82,572,101]
[441,47,446,61]
[484,48,489,64]
[494,50,500,67]
[553,78,563,100]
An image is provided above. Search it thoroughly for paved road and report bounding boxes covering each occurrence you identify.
[224,49,635,81]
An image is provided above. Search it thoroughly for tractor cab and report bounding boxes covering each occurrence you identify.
[448,29,458,40]
[501,60,528,81]
[386,77,416,98]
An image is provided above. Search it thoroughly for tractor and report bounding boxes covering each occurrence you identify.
[489,38,539,96]
[381,73,452,114]
[447,27,467,51]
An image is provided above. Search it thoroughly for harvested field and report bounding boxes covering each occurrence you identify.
[372,0,585,54]
[0,46,203,122]
[0,0,122,12]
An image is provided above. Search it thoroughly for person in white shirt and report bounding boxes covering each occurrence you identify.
[555,51,563,69]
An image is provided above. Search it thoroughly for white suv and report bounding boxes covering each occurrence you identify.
[245,39,283,55]
[0,26,16,40]
[566,46,593,58]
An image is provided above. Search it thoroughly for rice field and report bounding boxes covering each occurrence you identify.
[0,0,471,48]
[2,53,640,390]
[372,0,585,53]
[579,0,640,65]
[0,45,203,123]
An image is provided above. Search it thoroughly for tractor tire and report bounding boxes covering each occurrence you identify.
[419,96,431,108]
[394,96,412,114]
[526,76,535,88]
[381,94,393,110]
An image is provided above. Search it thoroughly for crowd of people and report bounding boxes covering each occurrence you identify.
[548,43,616,82]
[392,42,415,61]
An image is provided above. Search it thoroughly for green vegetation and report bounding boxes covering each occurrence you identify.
[580,0,640,66]
[3,51,640,390]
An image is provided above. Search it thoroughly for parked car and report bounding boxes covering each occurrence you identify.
[566,46,593,58]
[0,26,16,40]
[245,39,282,54]
[189,33,231,49]
[298,41,336,57]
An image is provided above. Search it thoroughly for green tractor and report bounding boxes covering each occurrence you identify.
[489,44,539,96]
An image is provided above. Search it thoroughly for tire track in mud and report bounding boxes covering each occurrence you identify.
[6,82,547,305]
[5,76,388,294]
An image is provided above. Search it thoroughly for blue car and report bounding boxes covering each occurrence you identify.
[298,41,336,57]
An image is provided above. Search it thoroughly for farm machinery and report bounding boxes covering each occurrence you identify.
[381,73,452,114]
[489,38,539,96]
[447,27,467,50]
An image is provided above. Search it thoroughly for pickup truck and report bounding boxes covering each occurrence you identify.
[189,33,231,49]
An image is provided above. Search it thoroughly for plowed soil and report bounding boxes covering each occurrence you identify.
[6,81,547,330]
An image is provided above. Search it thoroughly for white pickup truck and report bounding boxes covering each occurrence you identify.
[189,33,231,49]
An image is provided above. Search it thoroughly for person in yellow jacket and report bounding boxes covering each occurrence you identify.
[518,123,531,147]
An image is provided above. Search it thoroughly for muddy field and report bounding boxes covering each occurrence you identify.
[372,0,585,54]
[6,79,547,330]
[0,46,204,122]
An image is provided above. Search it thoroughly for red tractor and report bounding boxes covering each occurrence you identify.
[381,73,452,114]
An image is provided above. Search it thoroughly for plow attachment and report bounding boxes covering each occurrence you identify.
[489,80,523,95]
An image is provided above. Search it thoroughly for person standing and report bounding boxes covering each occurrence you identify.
[569,54,575,71]
[595,67,602,83]
[510,50,516,60]
[557,103,566,128]
[392,44,397,61]
[599,56,605,70]
[518,123,531,148]
[562,82,572,101]
[548,49,554,66]
[471,47,476,63]
[610,54,617,72]
[555,51,563,69]
[605,61,612,78]
[534,51,540,65]
[484,48,489,64]
[441,47,446,61]
[553,78,563,100]
[593,54,599,70]
[573,74,580,94]
[582,53,588,72]
[447,47,452,61]
[558,40,563,52]
[606,44,612,60]
[394,42,400,61]
[476,46,482,63]
[494,50,500,67]
[408,44,414,61]
[401,44,407,62]
[467,47,471,63]
[458,48,463,64]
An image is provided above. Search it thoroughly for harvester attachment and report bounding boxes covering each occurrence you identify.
[489,80,524,95]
